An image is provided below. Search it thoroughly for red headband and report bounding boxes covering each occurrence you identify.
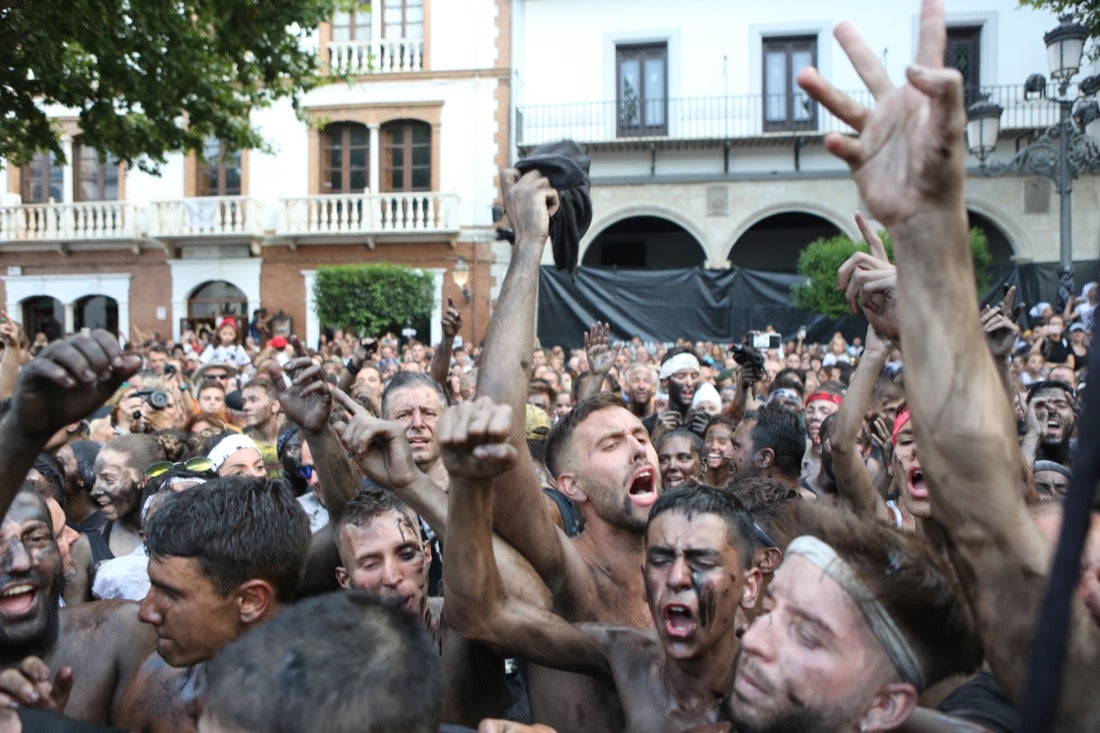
[891,408,911,446]
[805,391,843,407]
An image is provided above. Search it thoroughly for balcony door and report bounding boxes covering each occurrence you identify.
[616,43,667,137]
[197,138,242,197]
[763,36,817,132]
[381,120,431,192]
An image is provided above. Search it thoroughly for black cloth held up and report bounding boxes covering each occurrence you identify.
[513,140,592,276]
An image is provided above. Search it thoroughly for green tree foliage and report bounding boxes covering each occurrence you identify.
[1,0,344,171]
[792,228,992,318]
[1018,0,1100,58]
[314,264,434,337]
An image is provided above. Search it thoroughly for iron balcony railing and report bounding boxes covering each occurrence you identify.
[515,84,1058,148]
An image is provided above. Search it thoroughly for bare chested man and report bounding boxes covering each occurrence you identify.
[443,397,760,732]
[0,332,155,726]
[804,0,1100,727]
[119,477,311,732]
[476,169,662,731]
[0,489,154,726]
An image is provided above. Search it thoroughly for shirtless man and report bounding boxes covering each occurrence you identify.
[810,1,1100,726]
[334,489,517,726]
[443,397,760,732]
[731,502,983,732]
[476,168,662,730]
[119,477,311,732]
[0,488,154,726]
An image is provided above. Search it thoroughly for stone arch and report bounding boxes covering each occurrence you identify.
[963,197,1024,266]
[727,206,851,273]
[725,200,857,262]
[580,204,709,266]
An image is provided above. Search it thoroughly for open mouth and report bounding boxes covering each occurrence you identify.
[663,603,698,639]
[1046,418,1062,438]
[907,466,929,500]
[628,468,658,507]
[0,583,39,616]
[706,451,725,468]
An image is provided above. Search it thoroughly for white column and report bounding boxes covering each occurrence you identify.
[301,269,319,350]
[60,137,74,203]
[368,124,381,194]
[63,302,75,335]
[428,268,444,345]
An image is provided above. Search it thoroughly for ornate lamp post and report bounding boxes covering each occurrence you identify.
[966,15,1100,309]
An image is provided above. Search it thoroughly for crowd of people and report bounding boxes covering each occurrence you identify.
[0,2,1099,731]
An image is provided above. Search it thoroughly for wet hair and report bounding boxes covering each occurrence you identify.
[545,391,629,478]
[773,367,806,396]
[728,477,802,550]
[277,425,306,495]
[335,489,417,561]
[152,429,191,463]
[778,499,983,688]
[203,591,443,733]
[528,378,558,406]
[871,373,905,409]
[69,440,103,496]
[745,402,806,479]
[104,433,167,476]
[381,371,447,419]
[656,428,704,460]
[242,377,279,401]
[648,484,755,569]
[144,476,310,602]
[31,454,65,504]
[1026,379,1076,405]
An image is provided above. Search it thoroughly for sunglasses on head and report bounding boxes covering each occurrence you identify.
[145,456,217,478]
[297,464,316,481]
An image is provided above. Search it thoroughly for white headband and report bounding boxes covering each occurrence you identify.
[659,353,700,380]
[206,434,261,470]
[784,535,925,689]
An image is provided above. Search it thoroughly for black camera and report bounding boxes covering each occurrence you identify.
[163,363,176,376]
[134,389,169,410]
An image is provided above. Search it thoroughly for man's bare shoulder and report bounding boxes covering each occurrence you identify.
[62,600,154,657]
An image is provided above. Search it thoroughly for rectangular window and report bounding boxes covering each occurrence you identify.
[762,36,816,132]
[333,2,371,42]
[946,26,982,107]
[197,138,242,197]
[616,43,667,137]
[383,0,423,39]
[74,143,120,201]
[381,121,431,192]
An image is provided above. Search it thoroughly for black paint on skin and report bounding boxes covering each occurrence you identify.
[693,569,717,628]
[0,536,18,570]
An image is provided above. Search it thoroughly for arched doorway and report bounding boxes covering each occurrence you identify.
[185,281,247,336]
[20,296,64,341]
[729,212,842,273]
[74,295,119,335]
[966,210,1015,270]
[583,216,706,269]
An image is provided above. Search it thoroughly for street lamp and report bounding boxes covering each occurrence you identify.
[966,15,1100,309]
[452,256,471,302]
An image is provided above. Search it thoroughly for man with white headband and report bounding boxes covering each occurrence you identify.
[732,502,982,732]
[643,349,701,438]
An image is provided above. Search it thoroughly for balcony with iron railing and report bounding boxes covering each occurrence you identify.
[515,84,1059,151]
[149,197,265,242]
[0,199,139,246]
[277,191,459,244]
[327,38,424,74]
